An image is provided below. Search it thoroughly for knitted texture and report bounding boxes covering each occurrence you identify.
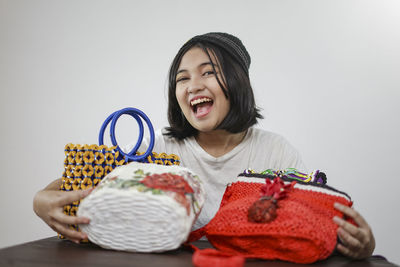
[77,162,204,252]
[59,143,180,239]
[190,172,353,265]
[193,248,245,267]
[183,32,251,73]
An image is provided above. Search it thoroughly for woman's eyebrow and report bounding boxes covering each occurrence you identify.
[200,62,219,68]
[176,69,187,75]
[177,62,219,75]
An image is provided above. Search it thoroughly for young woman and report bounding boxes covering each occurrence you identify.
[33,32,375,259]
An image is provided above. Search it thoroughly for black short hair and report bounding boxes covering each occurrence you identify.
[165,40,263,140]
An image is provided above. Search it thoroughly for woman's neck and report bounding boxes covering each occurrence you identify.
[195,129,247,158]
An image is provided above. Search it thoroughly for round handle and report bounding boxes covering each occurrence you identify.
[98,107,155,162]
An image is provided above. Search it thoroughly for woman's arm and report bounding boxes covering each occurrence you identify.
[333,202,375,259]
[33,178,92,243]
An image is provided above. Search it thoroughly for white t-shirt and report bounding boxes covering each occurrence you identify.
[127,127,306,230]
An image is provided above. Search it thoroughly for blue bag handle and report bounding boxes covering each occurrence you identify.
[98,107,155,162]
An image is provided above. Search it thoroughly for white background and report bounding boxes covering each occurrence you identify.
[1,0,399,264]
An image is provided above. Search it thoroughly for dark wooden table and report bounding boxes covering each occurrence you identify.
[0,237,397,267]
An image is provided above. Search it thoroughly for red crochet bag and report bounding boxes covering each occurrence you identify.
[188,169,353,266]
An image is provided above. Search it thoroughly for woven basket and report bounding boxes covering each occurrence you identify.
[77,161,205,252]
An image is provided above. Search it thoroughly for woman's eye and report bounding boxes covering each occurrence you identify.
[176,77,188,83]
[203,71,215,77]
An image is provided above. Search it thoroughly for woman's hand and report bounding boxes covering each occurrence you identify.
[333,202,375,259]
[33,182,92,243]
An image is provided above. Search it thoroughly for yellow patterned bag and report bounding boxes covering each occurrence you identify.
[59,107,180,239]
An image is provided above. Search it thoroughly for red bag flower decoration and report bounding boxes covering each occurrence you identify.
[248,178,296,223]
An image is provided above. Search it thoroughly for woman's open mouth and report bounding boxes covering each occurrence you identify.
[190,97,214,118]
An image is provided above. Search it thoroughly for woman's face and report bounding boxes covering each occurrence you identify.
[175,47,230,133]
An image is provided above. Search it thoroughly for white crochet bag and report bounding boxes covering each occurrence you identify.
[77,161,205,252]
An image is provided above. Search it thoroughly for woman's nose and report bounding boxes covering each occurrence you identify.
[187,76,205,94]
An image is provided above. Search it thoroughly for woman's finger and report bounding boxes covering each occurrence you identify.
[51,221,88,242]
[333,216,357,234]
[334,202,368,229]
[337,227,362,250]
[51,209,90,226]
[336,243,358,259]
[333,216,366,241]
[55,188,93,207]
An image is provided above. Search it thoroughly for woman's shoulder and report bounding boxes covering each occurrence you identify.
[151,128,189,153]
[247,127,289,145]
[158,128,184,145]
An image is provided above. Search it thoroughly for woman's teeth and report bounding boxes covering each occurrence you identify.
[190,98,212,106]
